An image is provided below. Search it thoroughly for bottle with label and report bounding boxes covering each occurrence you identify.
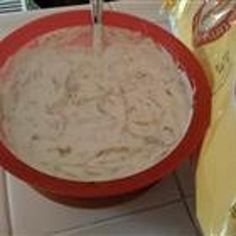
[194,1,236,235]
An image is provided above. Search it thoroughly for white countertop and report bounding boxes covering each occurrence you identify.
[0,5,90,40]
[0,1,170,40]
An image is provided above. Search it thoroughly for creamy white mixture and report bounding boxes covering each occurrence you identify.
[0,26,193,181]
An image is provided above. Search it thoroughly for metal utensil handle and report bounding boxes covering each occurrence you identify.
[91,0,103,24]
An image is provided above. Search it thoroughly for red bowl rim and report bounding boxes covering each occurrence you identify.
[0,10,211,199]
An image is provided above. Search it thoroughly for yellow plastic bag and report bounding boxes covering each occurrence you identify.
[163,0,203,49]
[193,1,236,235]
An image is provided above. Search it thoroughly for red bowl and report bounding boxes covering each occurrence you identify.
[0,10,211,204]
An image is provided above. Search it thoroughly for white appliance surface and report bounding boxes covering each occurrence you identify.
[0,1,200,236]
[0,168,10,236]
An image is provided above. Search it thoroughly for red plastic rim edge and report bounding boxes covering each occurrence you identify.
[0,10,211,198]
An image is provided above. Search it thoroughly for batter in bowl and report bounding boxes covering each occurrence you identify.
[0,26,193,181]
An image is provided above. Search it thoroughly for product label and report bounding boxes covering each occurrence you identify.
[193,2,236,47]
[193,1,236,93]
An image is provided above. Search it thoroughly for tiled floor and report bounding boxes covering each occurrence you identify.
[4,160,200,236]
[0,169,10,236]
[8,173,180,236]
[186,197,201,232]
[175,159,197,197]
[53,202,196,236]
[5,166,200,236]
[0,1,202,236]
[109,0,167,24]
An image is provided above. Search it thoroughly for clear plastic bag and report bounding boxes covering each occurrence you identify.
[162,0,203,49]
